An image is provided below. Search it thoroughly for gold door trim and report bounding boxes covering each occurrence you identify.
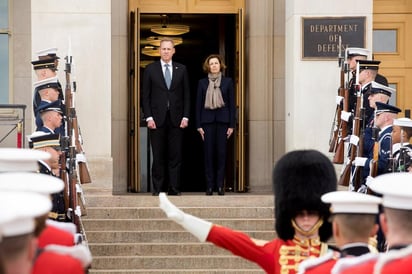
[236,8,246,192]
[127,9,140,192]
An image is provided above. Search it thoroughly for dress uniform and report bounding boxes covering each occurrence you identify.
[159,150,337,274]
[333,173,412,274]
[32,76,65,134]
[0,191,52,274]
[360,102,401,179]
[298,191,381,274]
[0,172,74,247]
[361,81,394,160]
[0,172,91,274]
[30,132,67,221]
[35,100,64,134]
[31,47,64,110]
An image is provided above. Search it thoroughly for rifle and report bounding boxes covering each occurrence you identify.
[369,127,380,178]
[338,61,361,186]
[68,146,80,230]
[329,36,345,155]
[59,137,70,212]
[65,48,92,185]
[63,43,88,231]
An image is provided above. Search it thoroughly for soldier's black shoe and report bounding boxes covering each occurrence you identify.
[206,188,213,195]
[152,192,159,196]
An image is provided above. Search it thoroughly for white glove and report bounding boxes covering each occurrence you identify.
[159,193,212,242]
[357,184,368,194]
[336,96,344,105]
[365,176,375,187]
[349,135,360,146]
[76,153,86,163]
[354,157,368,167]
[341,111,352,122]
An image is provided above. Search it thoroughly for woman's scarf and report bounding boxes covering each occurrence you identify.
[204,72,225,109]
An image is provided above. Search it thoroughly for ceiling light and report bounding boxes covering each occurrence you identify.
[146,36,183,47]
[150,24,190,36]
[141,46,160,57]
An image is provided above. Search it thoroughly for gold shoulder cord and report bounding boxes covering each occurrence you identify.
[278,219,326,274]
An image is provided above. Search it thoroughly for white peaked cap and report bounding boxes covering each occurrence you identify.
[368,173,412,210]
[0,172,64,194]
[0,148,50,172]
[0,192,51,238]
[346,47,371,58]
[321,191,381,214]
[33,75,59,90]
[36,47,58,56]
[394,117,412,128]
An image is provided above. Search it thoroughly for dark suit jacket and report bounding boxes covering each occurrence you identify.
[196,77,236,129]
[142,61,190,127]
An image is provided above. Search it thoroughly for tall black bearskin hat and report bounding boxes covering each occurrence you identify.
[273,150,337,241]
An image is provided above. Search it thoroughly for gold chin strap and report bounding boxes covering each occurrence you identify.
[291,218,323,237]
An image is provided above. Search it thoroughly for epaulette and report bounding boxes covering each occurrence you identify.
[374,245,412,274]
[331,253,379,274]
[297,251,337,274]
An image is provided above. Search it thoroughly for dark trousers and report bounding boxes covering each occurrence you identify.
[203,122,228,190]
[150,113,183,193]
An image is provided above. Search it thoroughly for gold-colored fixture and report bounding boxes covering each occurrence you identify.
[150,14,189,36]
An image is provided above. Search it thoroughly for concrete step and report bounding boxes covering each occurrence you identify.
[89,242,234,256]
[86,230,276,243]
[83,190,274,273]
[82,189,274,208]
[90,255,262,270]
[83,218,274,231]
[83,207,274,219]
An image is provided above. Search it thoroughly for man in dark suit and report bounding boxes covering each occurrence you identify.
[142,38,190,196]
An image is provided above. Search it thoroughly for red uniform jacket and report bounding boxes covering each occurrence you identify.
[207,225,328,274]
[38,225,74,248]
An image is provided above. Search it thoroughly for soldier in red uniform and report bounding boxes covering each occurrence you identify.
[298,191,381,274]
[333,173,412,274]
[160,149,337,274]
[0,192,52,274]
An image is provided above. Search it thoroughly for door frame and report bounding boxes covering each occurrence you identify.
[127,0,246,192]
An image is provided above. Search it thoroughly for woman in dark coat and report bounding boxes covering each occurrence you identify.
[196,54,236,195]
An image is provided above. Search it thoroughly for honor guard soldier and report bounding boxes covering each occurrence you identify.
[0,172,91,274]
[0,191,52,274]
[32,76,65,134]
[0,148,78,244]
[334,173,412,274]
[32,48,64,109]
[390,117,412,172]
[29,131,61,176]
[36,100,64,134]
[345,48,388,119]
[298,191,381,274]
[354,102,401,189]
[362,82,394,159]
[159,150,337,274]
[29,131,67,222]
[0,172,75,247]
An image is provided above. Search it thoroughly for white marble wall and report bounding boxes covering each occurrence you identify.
[285,0,373,153]
[31,0,113,187]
